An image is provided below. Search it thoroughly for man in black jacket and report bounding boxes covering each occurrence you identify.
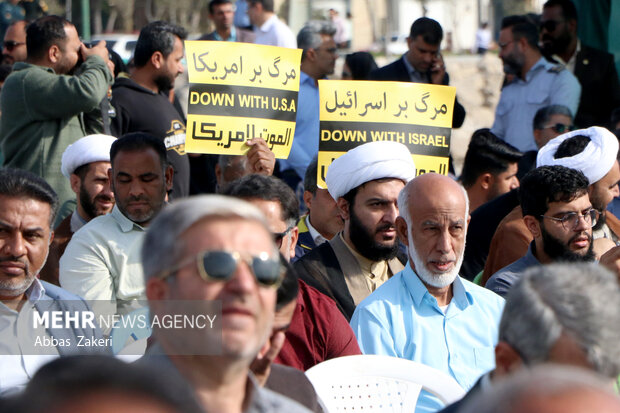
[110,21,189,199]
[541,0,620,128]
[370,17,466,129]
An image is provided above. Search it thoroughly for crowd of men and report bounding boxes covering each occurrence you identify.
[0,0,620,412]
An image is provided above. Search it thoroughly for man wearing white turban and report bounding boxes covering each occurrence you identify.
[482,126,620,284]
[293,141,416,320]
[39,134,117,285]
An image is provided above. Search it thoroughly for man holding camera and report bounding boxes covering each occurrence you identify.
[0,15,113,210]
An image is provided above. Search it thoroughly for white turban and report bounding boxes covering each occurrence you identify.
[61,134,117,179]
[326,141,416,200]
[536,126,619,184]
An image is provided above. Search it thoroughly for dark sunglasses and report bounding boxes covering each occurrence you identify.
[540,20,563,32]
[3,40,25,51]
[160,250,282,287]
[543,123,576,134]
[273,226,294,248]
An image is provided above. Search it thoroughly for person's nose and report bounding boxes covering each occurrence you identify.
[3,233,27,258]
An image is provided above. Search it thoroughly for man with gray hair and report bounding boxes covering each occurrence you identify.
[351,173,504,412]
[440,262,620,412]
[140,195,310,412]
[278,20,337,189]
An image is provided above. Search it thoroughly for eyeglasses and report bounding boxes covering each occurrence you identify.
[498,40,514,50]
[540,208,599,231]
[159,250,283,287]
[3,40,25,52]
[272,226,294,248]
[540,20,564,32]
[542,123,576,134]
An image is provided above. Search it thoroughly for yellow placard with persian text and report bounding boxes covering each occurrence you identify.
[184,41,302,158]
[317,80,455,188]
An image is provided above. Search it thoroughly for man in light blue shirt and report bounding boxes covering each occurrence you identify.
[351,173,504,412]
[491,15,580,152]
[279,21,337,188]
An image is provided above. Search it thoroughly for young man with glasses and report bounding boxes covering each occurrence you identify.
[540,0,620,129]
[483,127,620,284]
[486,165,595,297]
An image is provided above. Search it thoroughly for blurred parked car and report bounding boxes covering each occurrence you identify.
[91,34,138,64]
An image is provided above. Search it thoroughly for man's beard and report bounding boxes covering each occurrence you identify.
[540,224,595,262]
[154,74,174,93]
[542,30,572,57]
[79,183,114,220]
[408,231,461,288]
[348,206,398,262]
[502,54,523,76]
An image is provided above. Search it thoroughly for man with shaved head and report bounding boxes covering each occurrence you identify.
[351,173,505,412]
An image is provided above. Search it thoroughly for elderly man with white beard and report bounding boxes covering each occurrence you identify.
[350,173,505,413]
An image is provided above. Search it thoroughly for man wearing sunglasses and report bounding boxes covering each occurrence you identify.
[487,166,596,297]
[141,195,310,412]
[483,126,620,284]
[491,15,580,153]
[540,0,620,129]
[2,19,27,65]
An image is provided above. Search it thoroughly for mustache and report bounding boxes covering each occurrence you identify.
[126,195,150,203]
[570,232,592,244]
[94,194,114,203]
[0,256,27,264]
[376,223,395,232]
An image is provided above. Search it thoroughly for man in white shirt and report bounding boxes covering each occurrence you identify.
[0,169,102,394]
[59,132,173,317]
[247,0,296,48]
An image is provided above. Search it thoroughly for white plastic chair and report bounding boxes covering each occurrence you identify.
[305,355,466,412]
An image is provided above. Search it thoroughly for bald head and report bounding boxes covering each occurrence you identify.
[396,173,469,289]
[399,173,469,226]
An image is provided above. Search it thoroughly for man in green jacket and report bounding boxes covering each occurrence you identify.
[0,15,113,214]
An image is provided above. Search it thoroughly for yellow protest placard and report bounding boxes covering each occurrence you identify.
[317,80,456,187]
[184,41,302,158]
